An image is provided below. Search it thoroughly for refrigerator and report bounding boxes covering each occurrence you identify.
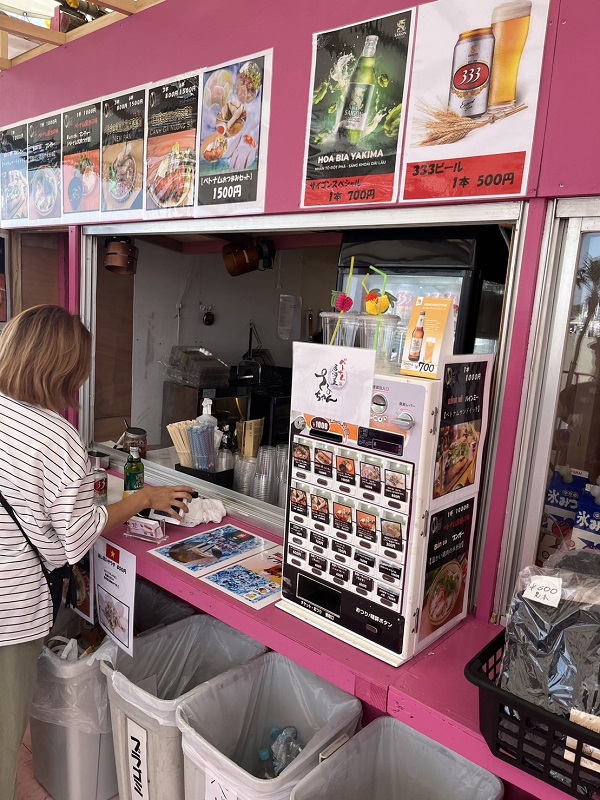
[278,347,494,666]
[337,226,508,355]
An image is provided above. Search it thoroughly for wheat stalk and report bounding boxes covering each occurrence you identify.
[416,102,528,146]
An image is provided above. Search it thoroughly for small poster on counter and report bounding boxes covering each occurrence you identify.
[150,524,268,577]
[93,537,136,656]
[62,102,101,218]
[401,0,551,202]
[101,90,146,215]
[302,10,414,208]
[201,547,282,609]
[28,114,62,222]
[418,497,475,644]
[433,355,493,502]
[197,50,272,215]
[0,124,28,224]
[145,75,199,216]
[400,296,454,378]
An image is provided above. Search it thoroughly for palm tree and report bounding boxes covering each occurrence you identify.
[564,254,600,390]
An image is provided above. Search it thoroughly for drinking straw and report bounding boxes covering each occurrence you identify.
[329,256,355,346]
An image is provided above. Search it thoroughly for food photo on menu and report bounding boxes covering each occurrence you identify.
[101,91,146,213]
[198,57,264,205]
[28,115,62,221]
[201,548,283,608]
[434,421,481,498]
[0,125,28,221]
[97,585,129,646]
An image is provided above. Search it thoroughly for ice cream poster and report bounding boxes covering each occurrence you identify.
[196,50,272,216]
[302,10,415,208]
[401,0,551,202]
[291,342,376,428]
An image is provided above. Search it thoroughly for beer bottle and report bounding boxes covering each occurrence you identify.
[337,35,378,145]
[408,311,426,362]
[123,446,144,498]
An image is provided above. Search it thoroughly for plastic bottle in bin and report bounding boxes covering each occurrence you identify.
[272,725,303,776]
[257,748,275,780]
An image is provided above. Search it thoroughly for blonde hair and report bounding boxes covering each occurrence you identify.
[0,305,92,412]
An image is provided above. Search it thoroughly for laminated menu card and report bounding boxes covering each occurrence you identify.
[201,547,282,609]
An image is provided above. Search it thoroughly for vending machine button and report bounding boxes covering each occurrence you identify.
[365,623,380,635]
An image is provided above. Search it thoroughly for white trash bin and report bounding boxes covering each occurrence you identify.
[290,716,504,800]
[100,614,266,800]
[176,651,363,800]
[30,636,117,800]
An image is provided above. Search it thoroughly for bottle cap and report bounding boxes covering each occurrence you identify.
[364,35,379,55]
[202,398,213,415]
[258,748,271,760]
[129,446,140,458]
[270,726,282,741]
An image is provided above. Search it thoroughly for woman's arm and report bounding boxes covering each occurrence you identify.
[102,484,196,533]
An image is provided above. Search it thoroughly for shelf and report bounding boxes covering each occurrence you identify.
[104,518,560,799]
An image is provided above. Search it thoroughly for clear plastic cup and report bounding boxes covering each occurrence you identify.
[320,312,359,347]
[358,314,399,368]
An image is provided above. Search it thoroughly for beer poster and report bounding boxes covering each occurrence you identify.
[101,89,146,216]
[401,0,551,202]
[145,75,199,217]
[62,102,101,218]
[27,114,62,222]
[433,355,493,503]
[400,296,454,379]
[0,124,28,225]
[302,11,415,208]
[418,497,475,644]
[196,50,272,216]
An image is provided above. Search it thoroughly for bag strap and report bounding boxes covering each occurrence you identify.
[0,490,50,578]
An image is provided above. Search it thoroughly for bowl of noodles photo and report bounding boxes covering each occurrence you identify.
[426,560,463,627]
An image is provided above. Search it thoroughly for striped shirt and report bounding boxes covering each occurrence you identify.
[0,393,108,645]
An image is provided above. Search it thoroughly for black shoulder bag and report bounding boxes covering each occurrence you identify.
[0,492,77,624]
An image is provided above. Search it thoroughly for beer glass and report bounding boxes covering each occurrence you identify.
[488,0,531,109]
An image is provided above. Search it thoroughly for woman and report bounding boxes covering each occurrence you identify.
[0,305,194,799]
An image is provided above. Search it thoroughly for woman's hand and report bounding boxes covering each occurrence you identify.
[103,484,196,533]
[144,485,196,519]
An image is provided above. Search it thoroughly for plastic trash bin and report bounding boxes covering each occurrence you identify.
[290,716,504,800]
[30,632,117,800]
[133,576,197,632]
[101,614,266,800]
[176,651,363,800]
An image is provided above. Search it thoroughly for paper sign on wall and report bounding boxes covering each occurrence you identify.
[93,536,136,655]
[400,297,453,378]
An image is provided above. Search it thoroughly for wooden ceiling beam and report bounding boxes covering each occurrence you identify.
[0,16,64,46]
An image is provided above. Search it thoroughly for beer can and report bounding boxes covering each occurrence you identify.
[449,27,495,118]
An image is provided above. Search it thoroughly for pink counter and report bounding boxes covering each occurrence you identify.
[104,518,559,800]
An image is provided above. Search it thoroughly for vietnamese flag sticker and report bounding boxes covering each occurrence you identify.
[106,543,120,564]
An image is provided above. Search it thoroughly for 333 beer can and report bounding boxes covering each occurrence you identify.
[449,27,495,118]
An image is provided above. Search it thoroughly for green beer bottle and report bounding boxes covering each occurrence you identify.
[123,446,144,498]
[337,35,379,145]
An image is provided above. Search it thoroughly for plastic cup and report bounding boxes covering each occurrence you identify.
[358,315,399,369]
[320,311,360,347]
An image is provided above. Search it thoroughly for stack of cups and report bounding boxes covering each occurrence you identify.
[252,446,278,504]
[233,455,257,495]
[275,443,289,508]
[358,314,399,372]
[320,311,360,347]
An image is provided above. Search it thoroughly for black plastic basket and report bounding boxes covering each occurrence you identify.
[465,630,600,797]
[175,463,234,489]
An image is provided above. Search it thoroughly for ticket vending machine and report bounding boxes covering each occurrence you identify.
[278,353,493,666]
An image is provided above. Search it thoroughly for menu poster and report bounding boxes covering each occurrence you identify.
[418,497,475,644]
[201,547,282,609]
[433,356,492,501]
[401,0,551,202]
[62,102,101,217]
[197,50,271,215]
[302,10,414,208]
[0,125,28,223]
[101,90,146,215]
[145,75,198,216]
[93,537,136,656]
[27,115,62,222]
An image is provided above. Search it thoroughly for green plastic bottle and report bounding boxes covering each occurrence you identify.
[123,446,144,498]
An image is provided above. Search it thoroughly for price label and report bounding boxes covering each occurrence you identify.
[523,575,562,608]
[205,768,238,800]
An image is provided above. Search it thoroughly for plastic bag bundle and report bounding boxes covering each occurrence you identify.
[501,549,600,718]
